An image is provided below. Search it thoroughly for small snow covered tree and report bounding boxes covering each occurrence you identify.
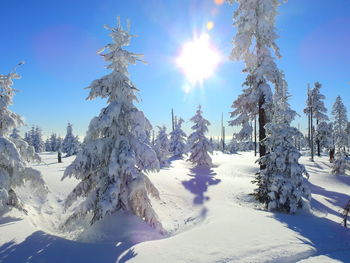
[0,65,46,213]
[62,123,80,156]
[169,117,187,157]
[331,96,348,174]
[315,121,332,155]
[253,76,311,213]
[154,125,170,167]
[32,126,45,153]
[187,105,212,167]
[227,0,287,166]
[62,18,163,231]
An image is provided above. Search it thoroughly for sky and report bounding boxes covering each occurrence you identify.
[1,0,350,140]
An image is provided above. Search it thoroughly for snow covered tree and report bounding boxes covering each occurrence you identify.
[32,126,45,153]
[169,117,187,157]
[227,0,286,167]
[315,121,333,155]
[187,105,212,167]
[331,96,348,174]
[154,125,170,167]
[304,82,328,157]
[253,76,311,213]
[0,65,46,213]
[62,18,163,231]
[10,128,20,140]
[62,123,81,156]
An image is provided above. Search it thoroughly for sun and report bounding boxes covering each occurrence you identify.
[176,33,221,85]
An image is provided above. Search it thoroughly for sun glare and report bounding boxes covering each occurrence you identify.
[176,33,221,85]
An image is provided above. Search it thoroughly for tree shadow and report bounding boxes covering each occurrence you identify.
[0,231,137,263]
[306,181,350,218]
[182,166,221,205]
[0,217,22,228]
[273,212,350,262]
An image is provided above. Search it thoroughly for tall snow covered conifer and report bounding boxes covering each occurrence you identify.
[0,65,46,212]
[303,82,328,156]
[254,76,311,213]
[154,125,170,167]
[62,18,163,231]
[62,123,80,156]
[169,117,187,157]
[187,106,212,167]
[331,96,348,174]
[227,0,286,166]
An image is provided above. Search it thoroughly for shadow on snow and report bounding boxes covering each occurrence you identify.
[182,165,221,205]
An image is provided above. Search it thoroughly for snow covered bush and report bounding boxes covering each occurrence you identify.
[332,152,348,175]
[62,123,81,156]
[62,18,163,232]
[0,65,46,213]
[169,117,187,157]
[187,106,212,167]
[254,77,311,213]
[154,125,170,167]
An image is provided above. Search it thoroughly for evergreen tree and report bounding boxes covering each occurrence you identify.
[62,123,81,156]
[10,128,20,140]
[187,105,212,167]
[254,77,311,213]
[0,65,46,212]
[154,125,170,167]
[304,82,328,157]
[169,117,187,157]
[227,0,286,168]
[32,126,45,153]
[62,18,163,231]
[331,96,348,174]
[45,138,51,151]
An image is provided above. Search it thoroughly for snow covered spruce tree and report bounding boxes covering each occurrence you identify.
[154,125,171,167]
[331,96,349,174]
[254,77,311,213]
[187,106,212,167]
[62,18,163,231]
[169,117,187,157]
[304,82,328,157]
[227,0,286,166]
[62,123,80,156]
[0,65,46,213]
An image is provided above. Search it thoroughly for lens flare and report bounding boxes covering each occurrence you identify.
[176,33,221,85]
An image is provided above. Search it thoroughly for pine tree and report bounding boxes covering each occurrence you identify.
[169,117,187,157]
[254,77,311,213]
[331,96,348,174]
[10,128,20,139]
[227,0,286,168]
[62,18,163,231]
[45,138,51,151]
[62,123,80,156]
[32,126,45,153]
[154,125,170,167]
[187,105,212,167]
[0,65,46,212]
[304,82,328,157]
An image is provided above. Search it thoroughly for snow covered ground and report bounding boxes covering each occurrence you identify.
[0,151,349,263]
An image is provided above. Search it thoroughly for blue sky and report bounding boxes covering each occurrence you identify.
[1,0,350,139]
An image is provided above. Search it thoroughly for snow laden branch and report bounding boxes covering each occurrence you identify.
[62,18,164,232]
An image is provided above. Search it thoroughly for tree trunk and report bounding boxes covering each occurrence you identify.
[258,95,266,169]
[330,148,335,163]
[316,119,321,157]
[254,116,257,157]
